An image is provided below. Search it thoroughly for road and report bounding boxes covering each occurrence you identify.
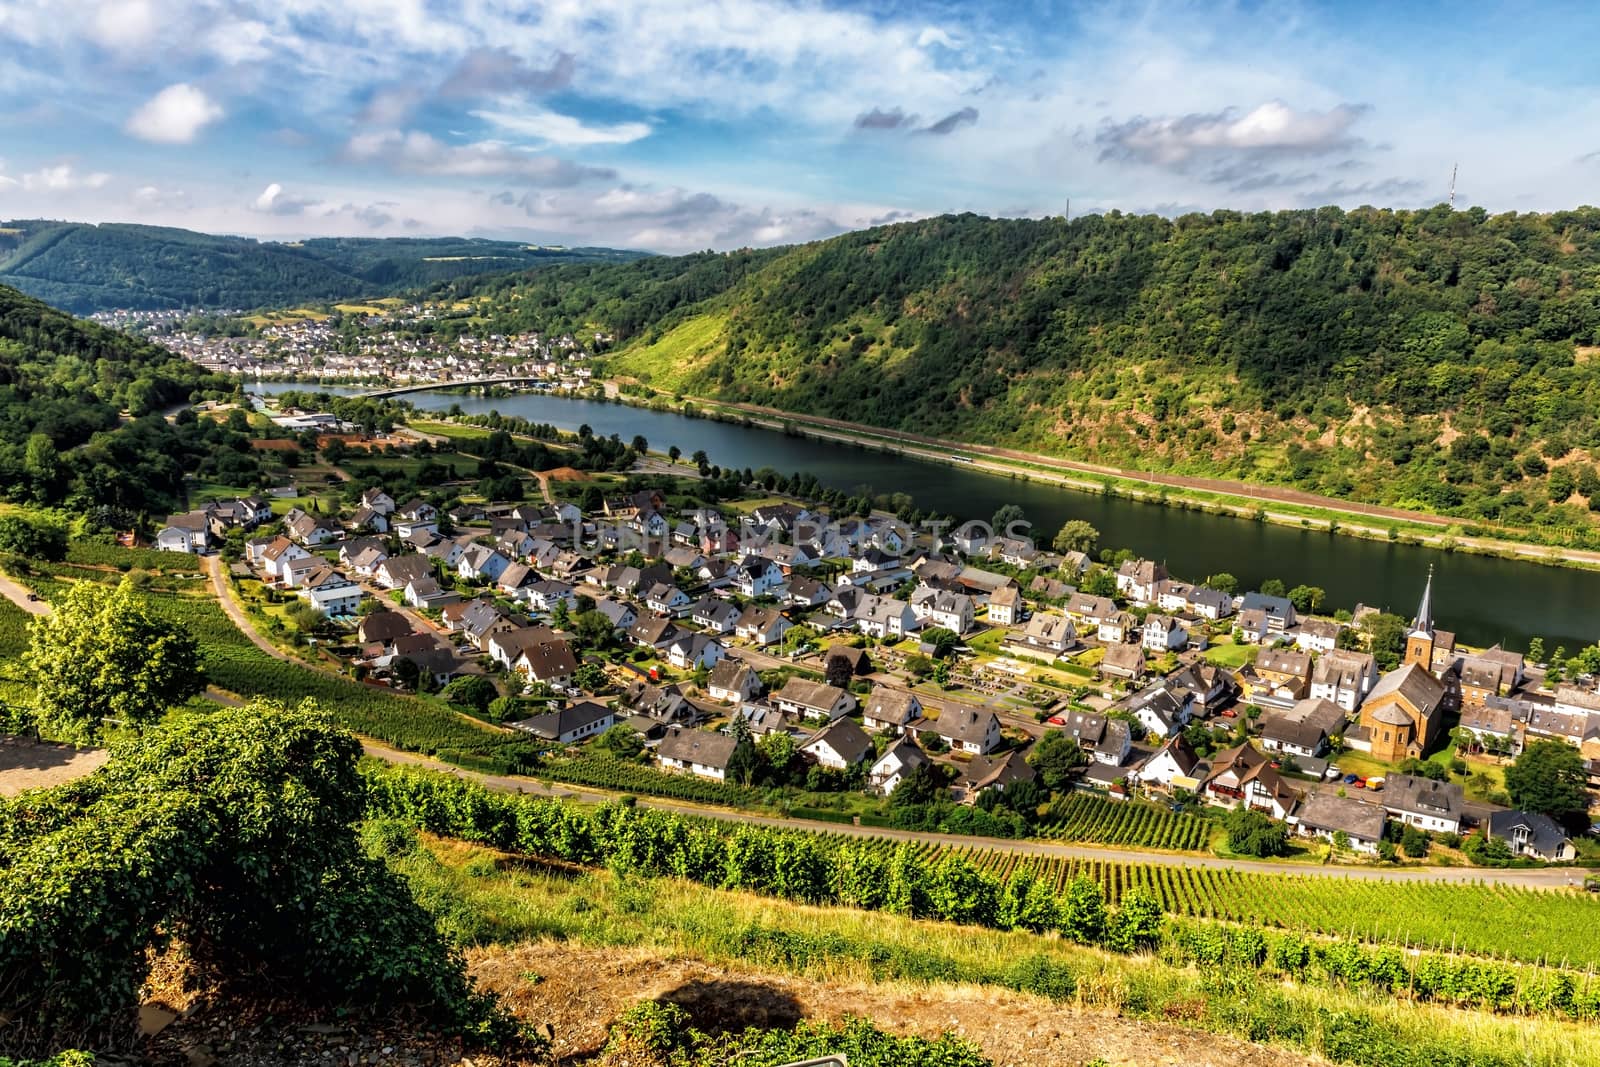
[363,741,1588,887]
[205,555,294,663]
[0,572,47,616]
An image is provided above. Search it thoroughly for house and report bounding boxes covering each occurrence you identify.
[956,750,1036,801]
[1354,664,1447,762]
[1485,810,1575,862]
[1310,650,1378,713]
[356,610,414,646]
[1093,719,1132,765]
[657,727,740,781]
[1141,614,1187,652]
[950,520,989,555]
[644,583,693,617]
[280,554,325,589]
[286,512,342,547]
[732,556,785,597]
[1293,618,1341,655]
[346,505,389,535]
[1137,733,1204,792]
[524,579,577,614]
[728,703,788,738]
[854,595,919,640]
[736,605,793,647]
[1051,710,1107,748]
[374,553,432,590]
[1098,612,1136,644]
[667,631,725,671]
[690,597,743,635]
[868,735,929,796]
[360,488,396,515]
[1235,608,1271,645]
[1098,643,1146,682]
[1006,612,1075,659]
[862,688,922,734]
[340,537,389,576]
[784,576,831,608]
[622,681,698,727]
[1115,559,1168,605]
[1166,663,1236,711]
[259,536,311,582]
[387,635,463,689]
[444,598,518,650]
[800,717,874,770]
[1186,586,1234,620]
[393,499,439,537]
[1294,794,1386,854]
[773,678,856,722]
[1245,649,1313,709]
[457,544,511,584]
[1200,744,1298,819]
[423,537,465,569]
[987,585,1024,626]
[511,634,580,691]
[404,577,460,611]
[1120,683,1192,740]
[488,625,563,672]
[912,589,975,634]
[627,616,682,650]
[934,708,1002,755]
[823,643,873,680]
[1381,773,1464,834]
[592,598,639,632]
[1458,647,1525,708]
[1238,592,1296,632]
[705,659,762,704]
[1065,593,1118,628]
[509,701,615,745]
[157,512,212,553]
[1259,697,1345,758]
[296,569,363,616]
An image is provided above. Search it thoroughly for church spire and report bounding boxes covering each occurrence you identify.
[1411,565,1435,636]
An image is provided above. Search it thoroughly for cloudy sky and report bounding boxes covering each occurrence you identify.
[1,0,1597,252]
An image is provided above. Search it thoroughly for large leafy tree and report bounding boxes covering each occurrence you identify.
[1505,740,1589,825]
[1027,730,1086,793]
[1051,519,1099,555]
[25,578,204,740]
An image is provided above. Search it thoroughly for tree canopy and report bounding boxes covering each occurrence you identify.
[1505,740,1590,825]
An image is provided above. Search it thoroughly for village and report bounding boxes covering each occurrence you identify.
[96,301,602,388]
[150,424,1599,869]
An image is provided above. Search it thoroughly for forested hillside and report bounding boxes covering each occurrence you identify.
[0,220,643,313]
[439,207,1600,532]
[0,284,236,515]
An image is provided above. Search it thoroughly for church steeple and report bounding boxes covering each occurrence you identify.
[1411,565,1435,637]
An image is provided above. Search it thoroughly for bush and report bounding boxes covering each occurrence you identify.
[1224,809,1290,857]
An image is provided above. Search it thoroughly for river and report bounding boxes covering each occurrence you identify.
[257,382,1597,652]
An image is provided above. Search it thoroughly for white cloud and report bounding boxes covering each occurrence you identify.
[21,163,111,191]
[342,129,614,185]
[250,182,317,215]
[471,106,652,147]
[125,83,223,144]
[1097,101,1368,167]
[90,0,156,51]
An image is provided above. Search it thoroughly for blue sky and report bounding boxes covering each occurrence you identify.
[1,0,1597,252]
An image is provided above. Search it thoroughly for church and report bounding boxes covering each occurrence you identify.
[1353,568,1453,763]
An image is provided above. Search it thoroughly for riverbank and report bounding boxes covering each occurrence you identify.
[602,380,1600,572]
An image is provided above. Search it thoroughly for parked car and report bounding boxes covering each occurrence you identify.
[1343,773,1360,784]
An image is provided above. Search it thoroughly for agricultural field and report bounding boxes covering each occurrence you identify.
[1034,794,1210,852]
[538,755,764,807]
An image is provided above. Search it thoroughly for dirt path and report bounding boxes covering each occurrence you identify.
[472,941,1318,1067]
[203,555,294,663]
[0,571,47,616]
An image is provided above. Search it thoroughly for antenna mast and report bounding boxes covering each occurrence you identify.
[1449,163,1457,208]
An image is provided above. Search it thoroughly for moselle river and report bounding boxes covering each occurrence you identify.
[257,381,1597,651]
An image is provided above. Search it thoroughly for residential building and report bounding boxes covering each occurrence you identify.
[1310,649,1378,713]
[1486,810,1575,861]
[1381,774,1464,834]
[932,708,1001,755]
[862,688,922,734]
[1006,611,1074,659]
[987,585,1024,626]
[1098,643,1146,681]
[868,735,929,796]
[735,605,792,646]
[509,701,616,745]
[666,631,726,671]
[657,727,739,780]
[801,718,874,770]
[1137,734,1204,792]
[706,659,762,704]
[1141,614,1187,652]
[1200,744,1298,819]
[1115,559,1168,604]
[956,750,1036,801]
[773,678,857,722]
[1294,794,1386,854]
[1259,697,1345,758]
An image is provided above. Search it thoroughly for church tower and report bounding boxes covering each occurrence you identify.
[1403,566,1436,670]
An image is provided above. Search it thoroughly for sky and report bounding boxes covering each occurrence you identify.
[1,0,1598,253]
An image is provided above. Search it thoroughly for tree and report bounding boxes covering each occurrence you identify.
[441,675,497,715]
[594,723,645,760]
[574,662,610,693]
[1400,824,1430,858]
[1051,519,1099,555]
[888,762,946,808]
[724,737,759,786]
[1224,808,1290,857]
[921,627,959,660]
[1527,636,1546,665]
[1287,584,1326,613]
[991,504,1027,537]
[1362,612,1409,670]
[1058,875,1107,944]
[1104,887,1163,952]
[1204,572,1238,595]
[26,579,203,740]
[1081,567,1117,598]
[0,514,67,561]
[286,601,324,637]
[572,610,616,650]
[1259,578,1287,598]
[1505,740,1589,824]
[758,730,799,784]
[392,656,422,692]
[1027,730,1086,792]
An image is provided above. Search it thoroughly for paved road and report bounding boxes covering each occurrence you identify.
[364,741,1590,889]
[0,572,48,617]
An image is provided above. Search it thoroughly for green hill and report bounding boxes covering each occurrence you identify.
[0,220,645,314]
[441,207,1600,532]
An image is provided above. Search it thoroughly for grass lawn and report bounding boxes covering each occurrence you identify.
[1203,637,1257,669]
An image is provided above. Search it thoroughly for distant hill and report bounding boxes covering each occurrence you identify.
[436,206,1600,534]
[0,220,646,314]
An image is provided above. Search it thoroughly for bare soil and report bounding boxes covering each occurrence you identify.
[470,942,1325,1067]
[0,735,108,796]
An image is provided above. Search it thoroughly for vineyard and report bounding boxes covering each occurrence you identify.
[895,842,1600,968]
[1035,794,1210,851]
[539,755,765,806]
